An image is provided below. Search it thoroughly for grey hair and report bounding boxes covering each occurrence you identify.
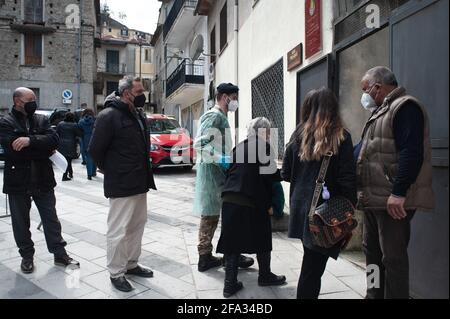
[247,117,272,137]
[118,76,141,96]
[363,66,398,87]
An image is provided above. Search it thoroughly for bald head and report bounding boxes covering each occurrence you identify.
[13,87,37,115]
[13,87,35,100]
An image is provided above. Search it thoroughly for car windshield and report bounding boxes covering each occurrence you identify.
[35,110,53,118]
[148,119,181,134]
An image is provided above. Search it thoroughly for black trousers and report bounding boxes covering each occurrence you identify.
[363,210,415,299]
[8,190,67,260]
[64,157,73,177]
[297,245,329,299]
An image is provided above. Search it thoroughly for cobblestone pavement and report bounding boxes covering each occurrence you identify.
[0,160,365,299]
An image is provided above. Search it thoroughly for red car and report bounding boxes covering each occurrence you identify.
[147,114,195,170]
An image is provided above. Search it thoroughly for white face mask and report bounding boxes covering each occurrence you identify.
[361,93,378,111]
[227,98,239,112]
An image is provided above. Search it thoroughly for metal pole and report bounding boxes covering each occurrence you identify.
[140,42,142,79]
[234,0,239,143]
[76,0,84,109]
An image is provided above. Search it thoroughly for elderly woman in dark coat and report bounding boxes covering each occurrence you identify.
[57,112,82,181]
[217,117,286,298]
[281,88,357,299]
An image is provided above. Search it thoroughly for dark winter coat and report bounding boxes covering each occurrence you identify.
[88,95,156,198]
[56,121,82,159]
[281,130,357,259]
[0,108,59,194]
[78,116,95,152]
[217,136,282,254]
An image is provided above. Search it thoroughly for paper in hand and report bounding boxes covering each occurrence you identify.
[50,151,68,172]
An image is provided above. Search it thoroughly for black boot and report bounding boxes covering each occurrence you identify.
[222,254,255,268]
[238,255,254,269]
[223,254,243,298]
[62,174,71,181]
[21,258,34,274]
[198,253,223,272]
[257,252,286,286]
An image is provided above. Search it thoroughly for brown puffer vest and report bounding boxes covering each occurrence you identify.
[356,87,435,212]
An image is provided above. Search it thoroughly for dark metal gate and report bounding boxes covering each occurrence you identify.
[251,59,284,159]
[390,0,449,299]
[296,55,333,125]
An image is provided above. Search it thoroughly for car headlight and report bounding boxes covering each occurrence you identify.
[150,144,160,151]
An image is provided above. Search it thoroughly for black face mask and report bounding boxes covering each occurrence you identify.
[24,101,37,116]
[133,94,146,108]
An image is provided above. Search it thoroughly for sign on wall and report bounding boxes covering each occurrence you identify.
[305,0,322,59]
[62,89,73,105]
[287,44,303,71]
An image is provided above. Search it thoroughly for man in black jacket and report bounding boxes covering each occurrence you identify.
[89,76,157,292]
[0,87,79,274]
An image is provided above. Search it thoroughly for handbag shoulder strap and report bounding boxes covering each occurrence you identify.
[308,151,333,219]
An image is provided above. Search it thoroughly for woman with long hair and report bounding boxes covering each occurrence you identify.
[281,88,357,299]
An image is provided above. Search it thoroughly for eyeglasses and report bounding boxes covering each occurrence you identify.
[364,83,380,94]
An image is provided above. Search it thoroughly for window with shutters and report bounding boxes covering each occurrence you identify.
[210,26,216,64]
[24,34,42,65]
[23,0,44,24]
[143,78,151,91]
[145,49,152,63]
[219,2,227,52]
[30,88,40,105]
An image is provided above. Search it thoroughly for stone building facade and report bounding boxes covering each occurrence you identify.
[0,0,100,113]
[95,12,155,112]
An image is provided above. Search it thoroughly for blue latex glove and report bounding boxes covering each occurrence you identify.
[218,155,232,171]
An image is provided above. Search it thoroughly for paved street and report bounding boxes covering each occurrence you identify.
[0,160,365,299]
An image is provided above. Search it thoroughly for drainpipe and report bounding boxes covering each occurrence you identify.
[76,0,84,109]
[234,0,239,142]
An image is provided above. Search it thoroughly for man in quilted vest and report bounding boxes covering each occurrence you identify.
[356,67,435,299]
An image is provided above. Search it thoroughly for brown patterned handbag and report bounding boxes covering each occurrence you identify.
[308,152,358,249]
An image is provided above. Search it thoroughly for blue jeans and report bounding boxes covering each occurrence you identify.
[80,140,87,163]
[85,153,96,177]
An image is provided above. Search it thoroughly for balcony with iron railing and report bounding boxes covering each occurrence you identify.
[97,61,127,76]
[163,0,198,40]
[166,59,205,99]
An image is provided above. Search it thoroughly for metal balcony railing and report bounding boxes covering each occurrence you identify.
[166,59,204,98]
[105,63,126,75]
[106,63,119,74]
[163,0,198,39]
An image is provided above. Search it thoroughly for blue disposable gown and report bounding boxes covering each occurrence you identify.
[193,107,233,216]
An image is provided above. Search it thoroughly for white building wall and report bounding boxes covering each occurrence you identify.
[208,0,334,200]
[164,15,210,128]
[211,0,334,145]
[96,45,130,75]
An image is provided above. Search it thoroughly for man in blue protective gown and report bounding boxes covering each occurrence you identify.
[193,83,254,272]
